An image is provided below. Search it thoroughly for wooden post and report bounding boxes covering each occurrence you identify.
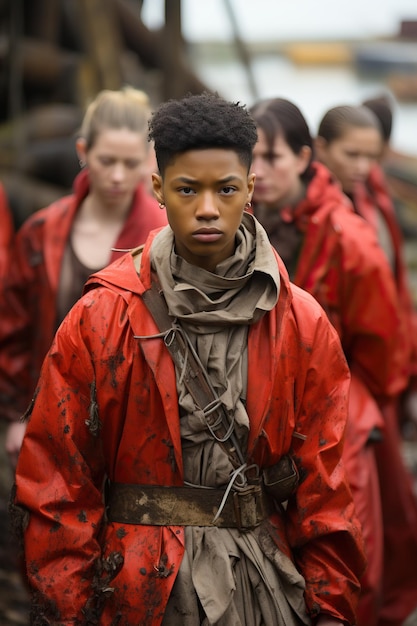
[163,0,187,100]
[75,0,124,104]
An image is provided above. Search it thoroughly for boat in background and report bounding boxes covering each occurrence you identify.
[283,41,352,66]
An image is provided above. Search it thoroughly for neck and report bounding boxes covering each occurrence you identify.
[81,191,133,223]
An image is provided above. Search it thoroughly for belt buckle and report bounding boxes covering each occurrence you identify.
[233,484,265,532]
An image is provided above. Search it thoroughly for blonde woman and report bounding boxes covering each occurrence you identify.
[0,87,167,465]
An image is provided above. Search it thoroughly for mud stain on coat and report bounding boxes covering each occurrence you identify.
[86,380,101,437]
[106,353,126,389]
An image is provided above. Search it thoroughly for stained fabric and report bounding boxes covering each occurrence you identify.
[13,224,366,625]
[152,215,306,624]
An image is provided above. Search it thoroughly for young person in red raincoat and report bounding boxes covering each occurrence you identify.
[0,182,14,279]
[0,87,167,468]
[249,97,407,626]
[13,93,365,625]
[316,103,417,626]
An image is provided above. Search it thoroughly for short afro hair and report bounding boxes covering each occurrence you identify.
[148,92,258,175]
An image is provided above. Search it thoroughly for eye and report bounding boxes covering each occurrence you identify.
[220,186,236,195]
[99,157,114,166]
[178,187,196,195]
[125,159,141,169]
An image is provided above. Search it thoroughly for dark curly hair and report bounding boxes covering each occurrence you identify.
[148,92,258,175]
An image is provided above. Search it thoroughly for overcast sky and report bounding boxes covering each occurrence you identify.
[142,0,417,42]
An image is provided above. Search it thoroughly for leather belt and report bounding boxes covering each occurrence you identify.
[106,482,267,531]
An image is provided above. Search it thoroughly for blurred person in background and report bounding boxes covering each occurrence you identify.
[0,182,14,280]
[362,95,417,441]
[0,86,167,469]
[249,96,409,626]
[316,103,417,626]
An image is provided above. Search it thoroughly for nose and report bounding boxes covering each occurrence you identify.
[195,191,220,219]
[355,156,372,180]
[111,162,126,183]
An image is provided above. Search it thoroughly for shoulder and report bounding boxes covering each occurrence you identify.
[287,281,343,351]
[17,194,74,235]
[290,281,329,325]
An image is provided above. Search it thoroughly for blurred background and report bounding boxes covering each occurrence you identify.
[0,1,417,623]
[1,0,417,228]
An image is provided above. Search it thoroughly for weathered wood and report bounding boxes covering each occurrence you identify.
[75,0,124,99]
[25,0,62,44]
[222,0,259,100]
[0,35,78,87]
[115,0,209,96]
[0,104,82,146]
[13,137,79,188]
[162,0,187,100]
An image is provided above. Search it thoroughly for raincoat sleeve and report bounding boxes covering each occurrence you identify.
[336,216,406,400]
[0,183,14,279]
[0,225,37,421]
[13,291,113,623]
[285,291,366,623]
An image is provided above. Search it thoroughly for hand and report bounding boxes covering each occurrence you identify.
[5,421,27,469]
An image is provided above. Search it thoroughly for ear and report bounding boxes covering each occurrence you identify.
[247,172,256,203]
[152,173,164,204]
[76,138,87,165]
[296,145,312,176]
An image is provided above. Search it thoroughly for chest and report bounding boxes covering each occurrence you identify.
[71,220,124,269]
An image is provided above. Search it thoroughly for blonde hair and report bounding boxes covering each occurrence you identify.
[80,86,151,150]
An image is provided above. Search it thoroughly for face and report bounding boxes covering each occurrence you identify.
[316,126,383,194]
[251,128,311,209]
[77,128,149,208]
[152,148,255,272]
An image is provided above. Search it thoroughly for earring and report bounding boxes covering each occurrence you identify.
[158,202,166,210]
[79,159,85,169]
[245,201,252,209]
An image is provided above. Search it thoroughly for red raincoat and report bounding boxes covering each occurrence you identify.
[353,165,417,626]
[356,163,417,382]
[254,162,407,626]
[14,228,365,625]
[0,169,167,422]
[0,183,14,279]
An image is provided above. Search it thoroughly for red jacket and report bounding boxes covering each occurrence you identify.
[254,162,408,626]
[354,164,417,626]
[0,169,167,421]
[355,163,417,384]
[14,229,365,625]
[264,163,405,405]
[0,183,14,279]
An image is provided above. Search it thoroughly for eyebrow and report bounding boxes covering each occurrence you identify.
[172,175,241,184]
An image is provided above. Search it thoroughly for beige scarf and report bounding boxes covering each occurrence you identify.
[151,213,310,626]
[150,212,280,486]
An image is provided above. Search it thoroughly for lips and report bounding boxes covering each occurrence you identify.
[192,228,223,242]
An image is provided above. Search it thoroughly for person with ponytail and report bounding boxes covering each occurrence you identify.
[250,97,407,626]
[316,103,417,626]
[0,86,167,466]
